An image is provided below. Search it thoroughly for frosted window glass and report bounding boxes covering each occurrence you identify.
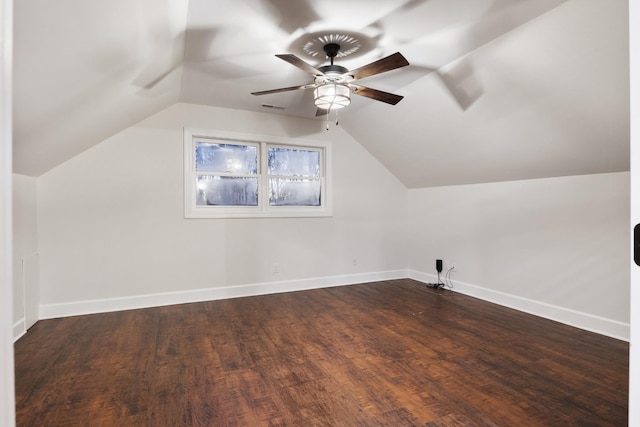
[268,147,320,177]
[195,142,258,174]
[185,129,329,217]
[269,179,321,206]
[196,176,258,206]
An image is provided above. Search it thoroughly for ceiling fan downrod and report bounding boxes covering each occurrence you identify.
[324,43,340,65]
[318,43,349,75]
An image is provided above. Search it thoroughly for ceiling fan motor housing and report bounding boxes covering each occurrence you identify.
[319,64,349,75]
[323,43,341,59]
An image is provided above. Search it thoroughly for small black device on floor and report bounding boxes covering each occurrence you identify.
[428,259,445,289]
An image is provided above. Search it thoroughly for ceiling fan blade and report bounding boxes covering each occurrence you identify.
[316,108,328,117]
[261,0,320,33]
[350,84,404,105]
[436,62,483,111]
[132,30,185,90]
[135,63,181,90]
[363,0,428,41]
[347,52,410,80]
[276,54,325,76]
[251,83,316,96]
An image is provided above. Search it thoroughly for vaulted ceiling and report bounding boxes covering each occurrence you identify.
[13,0,629,188]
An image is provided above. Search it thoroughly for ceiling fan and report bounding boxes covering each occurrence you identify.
[251,43,410,116]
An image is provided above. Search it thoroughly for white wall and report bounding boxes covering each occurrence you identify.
[12,174,37,338]
[1,0,15,423]
[408,172,630,339]
[37,103,409,316]
[34,102,631,340]
[629,0,639,421]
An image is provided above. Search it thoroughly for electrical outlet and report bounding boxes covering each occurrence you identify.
[352,258,358,266]
[272,263,279,274]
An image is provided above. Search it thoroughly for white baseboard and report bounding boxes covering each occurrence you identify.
[409,270,630,341]
[13,318,26,342]
[39,269,409,320]
[36,269,629,342]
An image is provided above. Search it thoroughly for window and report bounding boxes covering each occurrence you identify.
[195,142,259,207]
[184,129,331,218]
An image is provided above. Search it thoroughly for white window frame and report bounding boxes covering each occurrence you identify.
[184,128,332,218]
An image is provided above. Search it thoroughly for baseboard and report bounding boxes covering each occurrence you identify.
[39,269,409,320]
[36,269,630,341]
[409,270,630,341]
[13,318,26,342]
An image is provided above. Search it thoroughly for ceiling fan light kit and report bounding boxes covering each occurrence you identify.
[314,83,351,110]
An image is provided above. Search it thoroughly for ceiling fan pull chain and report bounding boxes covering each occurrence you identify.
[325,112,330,131]
[335,110,339,126]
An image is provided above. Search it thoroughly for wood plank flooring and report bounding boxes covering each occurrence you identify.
[14,279,628,426]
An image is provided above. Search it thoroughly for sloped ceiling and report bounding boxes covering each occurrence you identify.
[13,0,629,188]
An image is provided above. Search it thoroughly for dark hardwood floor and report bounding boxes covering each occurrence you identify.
[14,279,628,426]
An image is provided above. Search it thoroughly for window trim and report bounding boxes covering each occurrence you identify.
[184,128,332,218]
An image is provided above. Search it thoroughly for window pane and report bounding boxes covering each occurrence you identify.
[196,176,258,206]
[269,178,321,206]
[268,147,320,177]
[195,142,258,174]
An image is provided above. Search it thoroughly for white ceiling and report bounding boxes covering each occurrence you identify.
[13,0,629,188]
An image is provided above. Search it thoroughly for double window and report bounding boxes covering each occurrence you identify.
[184,129,331,218]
